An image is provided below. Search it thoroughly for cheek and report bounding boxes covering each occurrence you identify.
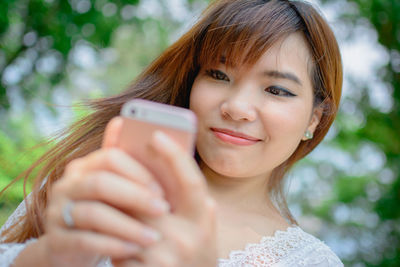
[189,79,223,120]
[261,101,311,139]
[189,79,207,115]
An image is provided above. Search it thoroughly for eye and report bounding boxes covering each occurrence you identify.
[205,69,230,82]
[265,86,296,97]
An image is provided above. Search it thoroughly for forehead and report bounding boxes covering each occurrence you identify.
[231,33,313,82]
[255,33,312,70]
[196,1,307,70]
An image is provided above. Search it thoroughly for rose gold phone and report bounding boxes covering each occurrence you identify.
[116,99,197,201]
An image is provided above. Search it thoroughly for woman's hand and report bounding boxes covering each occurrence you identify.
[113,131,217,267]
[42,117,170,267]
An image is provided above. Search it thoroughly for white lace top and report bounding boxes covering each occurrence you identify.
[0,199,343,267]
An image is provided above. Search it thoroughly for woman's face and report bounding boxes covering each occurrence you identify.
[189,33,322,179]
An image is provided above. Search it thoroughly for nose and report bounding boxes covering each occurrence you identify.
[220,90,257,122]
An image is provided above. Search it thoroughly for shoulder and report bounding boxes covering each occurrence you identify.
[218,226,343,267]
[0,196,30,242]
[274,226,343,267]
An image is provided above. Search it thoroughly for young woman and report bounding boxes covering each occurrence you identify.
[0,0,344,266]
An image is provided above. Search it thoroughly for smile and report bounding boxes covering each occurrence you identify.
[211,128,261,146]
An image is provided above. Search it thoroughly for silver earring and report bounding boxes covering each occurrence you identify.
[304,130,313,140]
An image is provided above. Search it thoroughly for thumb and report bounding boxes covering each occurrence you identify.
[102,116,123,148]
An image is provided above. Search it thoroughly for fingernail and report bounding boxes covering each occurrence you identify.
[150,198,170,213]
[124,243,141,254]
[142,227,161,242]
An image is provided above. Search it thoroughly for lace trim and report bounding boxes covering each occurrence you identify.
[218,226,343,267]
[1,197,342,267]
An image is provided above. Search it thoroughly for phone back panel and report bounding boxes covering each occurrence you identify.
[116,117,196,207]
[116,99,197,207]
[117,117,196,160]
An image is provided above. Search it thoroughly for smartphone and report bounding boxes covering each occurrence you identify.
[116,99,197,202]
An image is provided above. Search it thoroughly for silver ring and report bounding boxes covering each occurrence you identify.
[62,201,75,228]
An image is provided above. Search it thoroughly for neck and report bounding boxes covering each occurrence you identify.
[200,162,278,216]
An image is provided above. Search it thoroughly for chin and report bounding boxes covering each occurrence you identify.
[205,158,256,178]
[197,146,265,178]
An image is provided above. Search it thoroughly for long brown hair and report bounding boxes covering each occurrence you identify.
[1,0,342,242]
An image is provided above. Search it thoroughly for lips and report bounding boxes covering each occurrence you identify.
[211,128,261,146]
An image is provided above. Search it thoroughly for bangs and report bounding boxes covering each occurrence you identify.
[196,0,304,68]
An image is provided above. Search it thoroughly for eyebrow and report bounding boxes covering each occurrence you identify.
[263,70,302,86]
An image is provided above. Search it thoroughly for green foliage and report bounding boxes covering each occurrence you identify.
[343,0,400,265]
[361,112,400,156]
[0,113,49,225]
[375,177,400,220]
[335,176,369,203]
[0,0,141,108]
[315,0,400,265]
[312,198,336,218]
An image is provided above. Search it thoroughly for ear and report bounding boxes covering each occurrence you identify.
[302,106,323,141]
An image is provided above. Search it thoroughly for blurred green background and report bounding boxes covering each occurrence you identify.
[0,0,399,266]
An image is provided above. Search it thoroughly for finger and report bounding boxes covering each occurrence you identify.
[64,148,164,197]
[48,228,143,260]
[139,240,178,267]
[61,171,170,217]
[137,213,217,267]
[102,116,123,148]
[150,131,208,219]
[113,259,145,267]
[70,201,162,247]
[101,116,163,196]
